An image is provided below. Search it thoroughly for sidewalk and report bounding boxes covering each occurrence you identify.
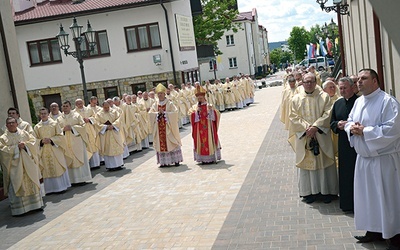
[0,86,388,249]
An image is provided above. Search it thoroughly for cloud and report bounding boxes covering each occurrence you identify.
[238,0,336,42]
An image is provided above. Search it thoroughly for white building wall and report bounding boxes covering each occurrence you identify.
[0,0,31,123]
[15,0,197,91]
[341,0,400,98]
[199,21,255,81]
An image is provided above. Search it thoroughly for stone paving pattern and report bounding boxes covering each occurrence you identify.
[0,84,390,249]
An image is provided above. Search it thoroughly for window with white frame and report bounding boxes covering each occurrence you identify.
[226,35,234,46]
[228,57,237,68]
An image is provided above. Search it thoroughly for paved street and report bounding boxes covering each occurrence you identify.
[0,79,389,249]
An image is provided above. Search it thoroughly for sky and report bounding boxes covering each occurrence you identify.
[238,0,337,43]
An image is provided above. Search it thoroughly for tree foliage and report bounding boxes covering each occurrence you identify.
[193,0,241,54]
[287,26,310,62]
[270,48,293,65]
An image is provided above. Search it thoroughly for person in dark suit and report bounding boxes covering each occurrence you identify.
[330,77,358,212]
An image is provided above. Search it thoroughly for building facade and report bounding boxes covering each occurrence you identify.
[0,0,31,123]
[199,8,270,81]
[340,0,400,97]
[13,0,199,110]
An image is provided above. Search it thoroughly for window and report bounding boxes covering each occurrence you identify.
[125,23,162,52]
[42,93,61,110]
[104,87,119,100]
[226,35,234,46]
[229,57,237,68]
[86,89,98,99]
[81,30,110,58]
[209,59,216,71]
[152,80,167,88]
[131,83,146,95]
[27,38,62,66]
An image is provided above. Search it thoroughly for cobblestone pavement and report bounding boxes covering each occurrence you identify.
[0,83,389,249]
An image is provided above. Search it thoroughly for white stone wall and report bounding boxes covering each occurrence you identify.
[15,0,197,91]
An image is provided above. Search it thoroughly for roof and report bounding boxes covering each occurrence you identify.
[13,0,162,24]
[235,8,257,22]
[236,11,253,21]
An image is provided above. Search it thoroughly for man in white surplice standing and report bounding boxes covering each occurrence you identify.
[345,69,400,249]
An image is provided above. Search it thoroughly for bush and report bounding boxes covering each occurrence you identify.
[28,95,38,125]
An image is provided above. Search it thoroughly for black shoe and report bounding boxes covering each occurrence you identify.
[302,195,316,204]
[354,232,384,243]
[90,166,100,170]
[323,195,332,204]
[174,162,180,167]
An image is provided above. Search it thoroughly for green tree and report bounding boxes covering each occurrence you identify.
[269,48,282,65]
[193,0,241,54]
[309,24,324,44]
[287,26,310,62]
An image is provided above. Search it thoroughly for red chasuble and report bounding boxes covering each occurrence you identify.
[190,104,220,156]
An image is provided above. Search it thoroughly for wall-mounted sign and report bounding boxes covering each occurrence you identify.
[175,14,196,51]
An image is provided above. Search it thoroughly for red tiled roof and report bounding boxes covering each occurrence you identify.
[236,11,253,21]
[13,0,157,23]
[235,8,257,22]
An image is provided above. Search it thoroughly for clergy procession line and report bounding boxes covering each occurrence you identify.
[0,75,256,217]
[280,67,400,250]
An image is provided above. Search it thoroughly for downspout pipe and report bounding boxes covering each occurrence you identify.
[160,0,178,86]
[0,10,19,109]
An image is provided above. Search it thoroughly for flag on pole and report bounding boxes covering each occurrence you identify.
[319,39,328,57]
[326,37,333,56]
[316,43,320,56]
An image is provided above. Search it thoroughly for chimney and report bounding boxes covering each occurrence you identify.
[12,0,35,13]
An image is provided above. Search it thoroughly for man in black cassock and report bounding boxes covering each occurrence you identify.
[330,77,359,212]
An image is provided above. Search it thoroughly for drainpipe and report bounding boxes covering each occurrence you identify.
[160,0,178,85]
[250,23,257,76]
[372,11,384,91]
[0,10,19,109]
[244,23,252,75]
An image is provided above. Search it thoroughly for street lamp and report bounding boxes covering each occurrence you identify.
[56,17,97,105]
[316,0,348,75]
[323,18,338,58]
[316,0,350,16]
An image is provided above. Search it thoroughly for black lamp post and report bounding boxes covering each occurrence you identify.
[316,0,349,15]
[316,0,348,76]
[323,18,338,58]
[56,17,97,105]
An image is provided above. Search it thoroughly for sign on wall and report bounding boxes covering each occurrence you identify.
[175,14,195,51]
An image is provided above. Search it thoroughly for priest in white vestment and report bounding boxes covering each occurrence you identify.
[289,73,338,204]
[57,101,92,184]
[2,107,33,135]
[34,108,71,194]
[94,101,124,171]
[345,69,400,248]
[0,117,44,215]
[75,99,100,169]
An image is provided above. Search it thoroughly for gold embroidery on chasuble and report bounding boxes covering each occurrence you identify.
[158,105,168,152]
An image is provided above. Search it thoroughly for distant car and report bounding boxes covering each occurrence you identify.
[327,58,335,66]
[296,56,328,71]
